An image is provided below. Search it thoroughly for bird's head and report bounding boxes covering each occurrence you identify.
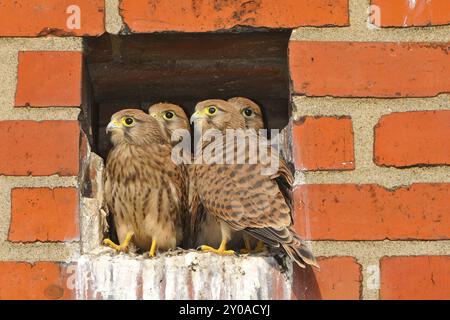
[106,109,166,146]
[228,97,264,131]
[190,99,245,133]
[148,103,190,141]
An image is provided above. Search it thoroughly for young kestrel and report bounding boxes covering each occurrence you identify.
[193,97,267,252]
[228,97,264,131]
[103,109,187,257]
[190,100,318,268]
[148,103,191,247]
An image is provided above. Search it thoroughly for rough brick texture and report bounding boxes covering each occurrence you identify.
[0,0,448,302]
[0,121,80,176]
[292,257,362,300]
[0,262,74,300]
[289,41,450,97]
[9,188,79,243]
[119,0,349,32]
[381,256,450,300]
[292,117,355,171]
[372,0,450,27]
[15,51,83,107]
[294,184,450,240]
[0,0,104,37]
[374,111,450,167]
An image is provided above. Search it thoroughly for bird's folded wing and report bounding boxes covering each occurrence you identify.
[197,136,294,230]
[188,165,206,244]
[272,155,294,222]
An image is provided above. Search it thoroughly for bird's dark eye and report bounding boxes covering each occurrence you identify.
[243,108,253,117]
[122,117,135,127]
[164,111,174,120]
[206,106,217,115]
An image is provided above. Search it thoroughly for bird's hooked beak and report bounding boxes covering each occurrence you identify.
[106,119,121,133]
[190,110,205,124]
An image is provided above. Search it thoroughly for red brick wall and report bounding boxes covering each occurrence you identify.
[0,262,74,300]
[0,0,448,300]
[289,0,450,300]
[371,0,450,27]
[0,0,104,36]
[0,1,92,299]
[118,0,349,32]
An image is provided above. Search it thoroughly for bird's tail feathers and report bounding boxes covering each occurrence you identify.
[244,226,319,269]
[282,243,319,269]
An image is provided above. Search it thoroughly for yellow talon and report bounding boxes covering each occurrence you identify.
[240,238,253,254]
[240,240,266,254]
[254,240,266,253]
[149,239,157,257]
[103,232,133,253]
[200,239,235,255]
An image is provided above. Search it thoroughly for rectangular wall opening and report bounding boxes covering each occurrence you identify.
[77,30,296,299]
[84,31,292,159]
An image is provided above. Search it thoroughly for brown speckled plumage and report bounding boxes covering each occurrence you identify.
[228,97,264,131]
[193,97,266,249]
[190,100,318,268]
[104,109,187,253]
[148,103,191,247]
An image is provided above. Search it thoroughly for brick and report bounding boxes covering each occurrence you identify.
[15,51,82,107]
[0,262,74,300]
[374,111,450,167]
[292,257,361,300]
[292,116,355,171]
[372,0,450,27]
[0,121,80,176]
[119,0,349,32]
[9,188,79,243]
[0,0,104,37]
[294,184,450,240]
[289,41,450,97]
[381,256,450,300]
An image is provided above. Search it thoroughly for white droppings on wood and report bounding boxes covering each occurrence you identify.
[76,250,293,300]
[142,258,164,299]
[164,255,191,300]
[110,255,141,299]
[75,255,90,300]
[76,249,142,300]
